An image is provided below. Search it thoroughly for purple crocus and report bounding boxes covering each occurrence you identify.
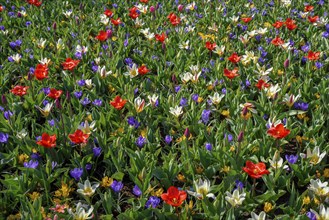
[23,160,39,169]
[136,136,147,148]
[127,116,140,129]
[145,196,161,208]
[164,135,172,145]
[70,168,83,181]
[0,133,9,143]
[111,180,123,192]
[201,109,211,124]
[132,185,142,197]
[285,154,298,164]
[93,147,102,157]
[205,143,212,151]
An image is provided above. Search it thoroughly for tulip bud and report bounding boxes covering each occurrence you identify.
[171,74,177,84]
[178,4,184,12]
[184,128,190,138]
[52,22,57,30]
[242,107,248,116]
[66,91,71,102]
[107,29,112,38]
[284,59,290,68]
[150,6,155,13]
[1,95,7,105]
[17,12,22,17]
[237,131,244,142]
[55,98,62,109]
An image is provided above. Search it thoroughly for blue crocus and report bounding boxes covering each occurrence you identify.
[24,160,39,169]
[111,180,123,192]
[205,143,212,151]
[133,185,142,197]
[135,136,147,148]
[285,154,298,164]
[70,168,83,181]
[93,147,102,157]
[0,133,9,143]
[201,109,211,124]
[145,196,161,208]
[164,135,172,145]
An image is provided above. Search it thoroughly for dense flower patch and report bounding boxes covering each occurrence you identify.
[0,0,328,219]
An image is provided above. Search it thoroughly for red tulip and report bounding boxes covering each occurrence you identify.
[267,123,290,139]
[110,96,127,110]
[304,5,314,12]
[228,53,241,63]
[34,64,49,80]
[167,13,180,26]
[129,7,140,19]
[272,21,284,29]
[37,133,56,148]
[0,5,3,12]
[306,51,320,61]
[95,30,108,41]
[155,33,167,43]
[68,129,89,144]
[241,17,252,23]
[224,68,239,80]
[28,0,42,6]
[48,88,63,99]
[104,9,113,17]
[62,58,80,71]
[285,18,297,31]
[111,18,122,26]
[138,65,150,75]
[161,186,187,207]
[308,16,319,23]
[243,161,270,179]
[271,36,284,46]
[205,41,216,51]
[10,85,29,96]
[255,79,270,90]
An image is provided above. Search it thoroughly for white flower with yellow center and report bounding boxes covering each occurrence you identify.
[39,57,51,65]
[56,38,65,51]
[37,38,47,49]
[148,94,158,107]
[264,84,281,99]
[213,45,225,56]
[209,92,225,105]
[310,204,329,220]
[35,103,53,117]
[99,14,109,25]
[181,72,193,83]
[283,93,301,107]
[248,211,266,220]
[269,151,288,170]
[179,40,190,50]
[125,64,139,78]
[63,10,73,18]
[247,30,258,38]
[169,106,183,117]
[225,189,246,207]
[78,120,96,135]
[98,66,112,78]
[11,54,22,63]
[300,146,326,165]
[255,63,273,76]
[135,4,148,14]
[239,34,250,45]
[308,179,329,197]
[187,179,215,200]
[241,51,258,66]
[257,28,268,35]
[68,202,94,220]
[134,97,146,113]
[134,18,144,27]
[76,45,88,54]
[77,180,99,197]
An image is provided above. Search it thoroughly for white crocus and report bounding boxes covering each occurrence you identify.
[209,92,225,105]
[37,38,47,49]
[78,120,96,135]
[255,63,273,76]
[231,15,239,23]
[213,45,225,56]
[35,103,53,117]
[169,106,183,117]
[181,72,193,83]
[76,45,88,54]
[239,34,250,45]
[39,57,51,65]
[125,64,139,78]
[269,151,288,170]
[63,10,73,18]
[98,66,112,78]
[134,97,146,113]
[16,129,28,139]
[148,94,158,107]
[283,93,301,107]
[300,146,326,165]
[308,179,329,197]
[134,18,144,27]
[310,204,329,220]
[135,4,148,14]
[187,179,215,200]
[248,211,266,220]
[264,84,281,99]
[179,40,190,50]
[241,51,258,65]
[68,202,94,220]
[11,54,22,63]
[99,14,109,25]
[56,38,65,51]
[257,28,268,35]
[77,180,99,197]
[225,189,246,207]
[85,79,93,89]
[247,30,258,38]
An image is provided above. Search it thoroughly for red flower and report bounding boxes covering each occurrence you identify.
[140,0,148,3]
[68,129,89,144]
[0,5,3,12]
[104,9,113,17]
[224,68,239,80]
[267,123,290,139]
[48,88,63,99]
[308,16,319,23]
[167,13,180,26]
[34,64,49,80]
[243,161,270,179]
[304,5,314,12]
[228,53,241,63]
[111,18,122,26]
[28,0,42,6]
[138,65,150,75]
[161,186,187,207]
[129,7,140,19]
[285,18,297,31]
[271,36,284,46]
[241,17,252,23]
[62,58,80,71]
[10,85,29,96]
[272,21,284,29]
[110,96,127,110]
[306,51,320,61]
[95,30,108,41]
[255,79,270,90]
[37,133,56,148]
[205,41,216,51]
[155,33,167,43]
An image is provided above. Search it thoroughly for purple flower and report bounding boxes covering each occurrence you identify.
[165,135,172,145]
[4,111,13,120]
[145,196,161,208]
[136,136,147,148]
[285,154,298,164]
[77,79,86,87]
[179,97,188,107]
[26,21,32,26]
[306,211,316,220]
[93,99,102,106]
[93,147,102,157]
[221,88,227,94]
[315,62,323,69]
[301,43,310,53]
[0,133,9,143]
[30,153,41,160]
[52,161,57,170]
[201,109,211,124]
[23,160,39,169]
[192,94,199,102]
[127,116,140,129]
[225,133,233,142]
[234,180,244,190]
[80,97,91,106]
[48,119,55,127]
[85,163,92,171]
[74,91,83,99]
[70,168,83,181]
[111,180,123,192]
[205,143,212,151]
[294,102,308,111]
[175,86,181,93]
[133,185,142,196]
